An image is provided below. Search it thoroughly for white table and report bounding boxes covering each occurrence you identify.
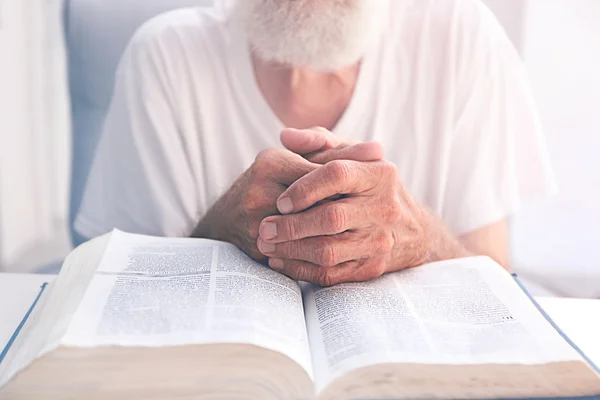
[535,296,600,366]
[0,273,599,368]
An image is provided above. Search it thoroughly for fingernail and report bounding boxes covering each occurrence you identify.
[261,222,277,240]
[259,240,275,254]
[269,258,284,270]
[278,197,294,214]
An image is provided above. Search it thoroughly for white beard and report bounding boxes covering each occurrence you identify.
[230,0,387,72]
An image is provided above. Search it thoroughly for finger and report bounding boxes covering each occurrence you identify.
[280,127,342,155]
[306,141,384,164]
[260,200,367,243]
[268,258,383,287]
[277,160,379,214]
[254,148,320,186]
[257,232,372,267]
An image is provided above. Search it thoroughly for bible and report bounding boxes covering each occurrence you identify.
[1,229,599,399]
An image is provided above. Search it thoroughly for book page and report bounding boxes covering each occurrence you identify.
[303,256,584,392]
[61,230,313,379]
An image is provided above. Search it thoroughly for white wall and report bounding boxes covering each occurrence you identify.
[473,0,600,297]
[0,0,71,272]
[510,0,600,297]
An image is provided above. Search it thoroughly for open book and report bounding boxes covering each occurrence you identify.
[1,230,599,399]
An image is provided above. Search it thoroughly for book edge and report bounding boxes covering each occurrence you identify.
[512,273,599,375]
[510,273,600,400]
[0,282,49,365]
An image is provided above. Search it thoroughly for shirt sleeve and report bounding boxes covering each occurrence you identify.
[74,21,198,240]
[441,0,557,236]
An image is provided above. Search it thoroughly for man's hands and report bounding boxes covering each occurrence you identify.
[256,159,431,286]
[256,127,471,286]
[196,126,470,286]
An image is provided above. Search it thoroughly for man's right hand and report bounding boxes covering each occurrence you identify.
[193,148,318,261]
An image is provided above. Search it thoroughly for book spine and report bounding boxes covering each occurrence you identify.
[512,273,600,375]
[510,275,600,399]
[0,282,48,365]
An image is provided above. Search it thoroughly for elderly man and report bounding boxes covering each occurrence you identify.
[74,0,555,286]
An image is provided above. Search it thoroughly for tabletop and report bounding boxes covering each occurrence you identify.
[535,296,600,367]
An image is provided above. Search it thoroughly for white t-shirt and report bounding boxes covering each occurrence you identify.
[74,0,556,240]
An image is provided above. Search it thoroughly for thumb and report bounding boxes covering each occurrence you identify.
[306,141,384,164]
[280,127,342,155]
[262,148,320,186]
[281,127,384,165]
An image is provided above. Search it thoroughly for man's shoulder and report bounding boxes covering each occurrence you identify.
[388,0,500,39]
[385,0,507,66]
[127,7,228,58]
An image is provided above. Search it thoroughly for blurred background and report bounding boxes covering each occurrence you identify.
[0,0,598,298]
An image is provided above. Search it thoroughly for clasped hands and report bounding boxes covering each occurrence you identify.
[197,127,465,286]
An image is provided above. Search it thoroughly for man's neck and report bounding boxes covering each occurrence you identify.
[252,54,360,131]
